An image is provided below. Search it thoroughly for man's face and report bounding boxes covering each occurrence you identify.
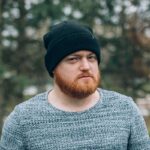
[53,50,100,99]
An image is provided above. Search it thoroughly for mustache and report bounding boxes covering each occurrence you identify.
[77,73,94,79]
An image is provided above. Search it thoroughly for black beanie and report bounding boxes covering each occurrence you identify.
[43,21,100,77]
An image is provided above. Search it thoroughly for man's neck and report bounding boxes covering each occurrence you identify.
[48,86,100,112]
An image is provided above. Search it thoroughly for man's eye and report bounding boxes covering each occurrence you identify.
[69,57,77,60]
[88,55,97,61]
[67,57,79,63]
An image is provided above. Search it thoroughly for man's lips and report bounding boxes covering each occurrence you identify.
[80,76,92,78]
[77,74,94,79]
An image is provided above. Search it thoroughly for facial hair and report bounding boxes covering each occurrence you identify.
[54,70,100,99]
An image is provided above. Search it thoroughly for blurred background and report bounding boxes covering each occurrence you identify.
[0,0,150,135]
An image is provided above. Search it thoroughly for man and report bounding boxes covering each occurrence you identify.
[0,21,150,150]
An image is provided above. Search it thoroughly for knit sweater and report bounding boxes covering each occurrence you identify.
[0,89,150,150]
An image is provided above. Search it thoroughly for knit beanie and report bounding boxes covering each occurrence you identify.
[43,21,100,77]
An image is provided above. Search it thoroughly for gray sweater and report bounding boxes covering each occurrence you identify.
[0,89,150,150]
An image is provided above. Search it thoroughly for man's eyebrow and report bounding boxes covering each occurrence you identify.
[87,52,96,55]
[72,54,82,56]
[67,54,81,57]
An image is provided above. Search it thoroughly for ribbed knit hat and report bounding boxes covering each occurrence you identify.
[43,21,100,77]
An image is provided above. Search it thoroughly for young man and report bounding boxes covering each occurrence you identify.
[0,21,150,150]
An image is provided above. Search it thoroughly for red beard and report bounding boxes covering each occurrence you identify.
[54,71,100,99]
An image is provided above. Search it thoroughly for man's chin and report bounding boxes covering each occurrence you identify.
[71,83,97,95]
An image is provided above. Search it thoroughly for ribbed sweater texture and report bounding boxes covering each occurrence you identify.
[0,89,150,150]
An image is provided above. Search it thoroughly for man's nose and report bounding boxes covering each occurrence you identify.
[79,58,90,71]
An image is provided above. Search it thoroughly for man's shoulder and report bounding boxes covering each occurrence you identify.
[100,88,135,109]
[18,91,47,108]
[2,92,48,137]
[101,88,130,99]
[11,91,48,117]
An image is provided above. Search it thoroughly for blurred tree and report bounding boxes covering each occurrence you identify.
[0,0,58,133]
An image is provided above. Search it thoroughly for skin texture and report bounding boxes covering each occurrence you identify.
[48,50,101,112]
